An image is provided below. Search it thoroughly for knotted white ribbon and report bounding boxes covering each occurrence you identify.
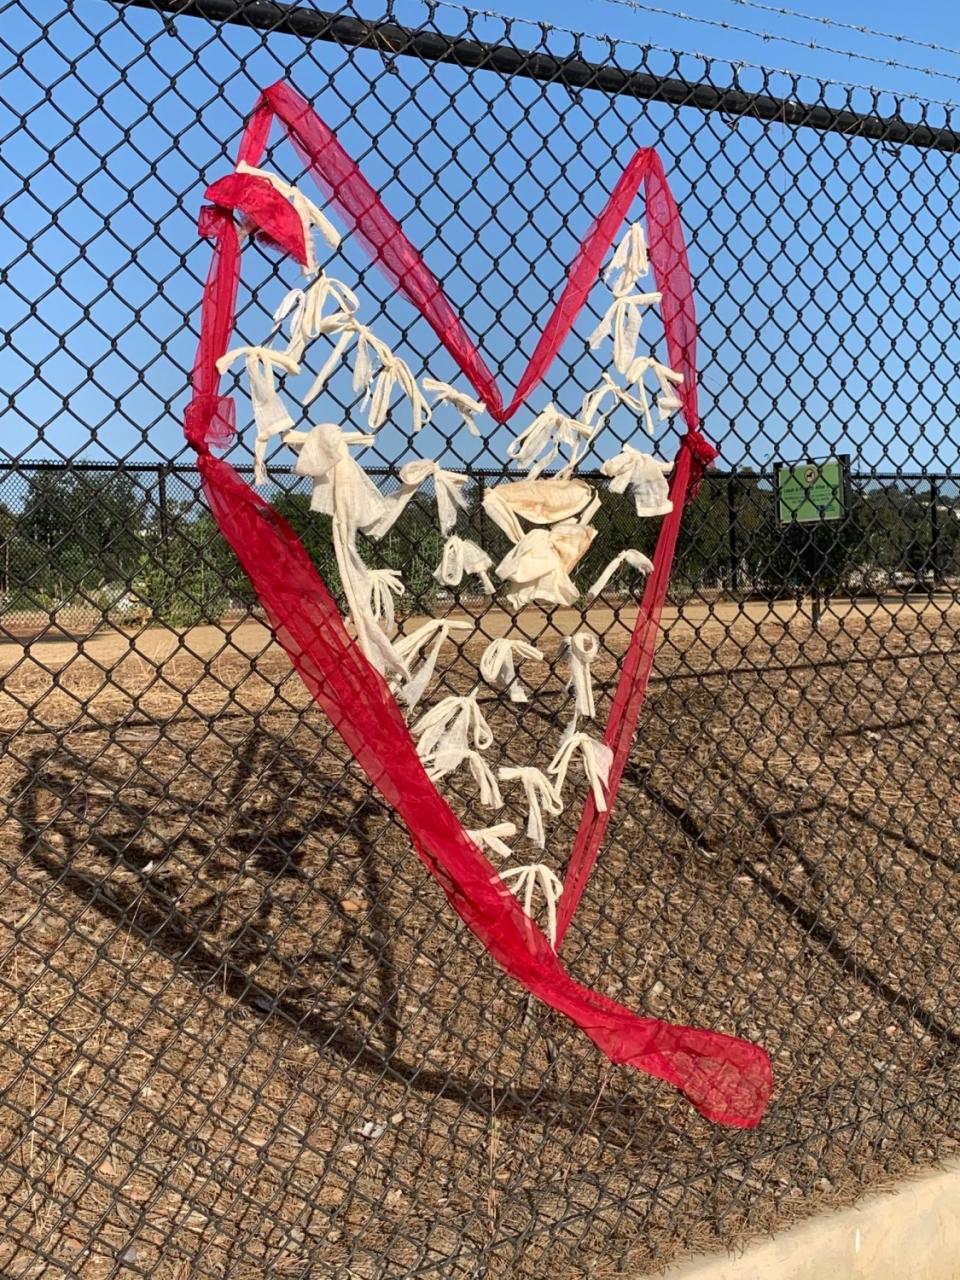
[499,862,564,949]
[581,371,651,438]
[496,524,596,610]
[236,160,340,275]
[366,567,404,634]
[626,355,684,426]
[368,460,469,540]
[600,445,674,517]
[216,345,300,485]
[566,632,598,718]
[413,691,493,758]
[393,619,471,711]
[589,291,662,375]
[426,747,503,808]
[479,637,543,703]
[302,318,430,432]
[604,222,649,296]
[271,276,359,362]
[497,766,563,849]
[587,548,655,600]
[548,732,613,812]
[468,823,517,860]
[422,379,486,437]
[434,537,495,595]
[507,403,594,480]
[368,349,431,433]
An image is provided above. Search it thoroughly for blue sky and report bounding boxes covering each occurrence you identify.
[3,0,960,482]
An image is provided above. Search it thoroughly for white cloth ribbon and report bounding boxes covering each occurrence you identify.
[626,355,684,425]
[216,345,300,485]
[604,222,649,296]
[479,637,542,703]
[236,160,340,274]
[507,403,594,480]
[497,766,563,849]
[499,862,564,949]
[548,732,613,812]
[468,823,517,860]
[302,318,430,432]
[393,619,471,711]
[600,445,674,517]
[366,567,404,634]
[482,478,595,544]
[589,291,662,375]
[271,276,359,362]
[425,747,502,808]
[422,379,486,437]
[581,372,652,439]
[496,524,596,609]
[413,692,493,758]
[566,632,598,718]
[587,548,655,600]
[434,537,495,595]
[368,460,469,540]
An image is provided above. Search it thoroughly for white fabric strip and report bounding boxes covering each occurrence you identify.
[587,548,655,600]
[413,691,493,758]
[434,537,495,595]
[393,619,471,711]
[588,291,662,375]
[566,632,599,718]
[626,355,684,422]
[217,344,300,485]
[271,276,359,362]
[367,460,469,540]
[479,638,543,703]
[499,862,564,949]
[600,445,674,517]
[366,567,404,635]
[236,160,340,274]
[497,766,563,849]
[507,403,595,479]
[468,823,517,860]
[604,223,649,296]
[482,478,595,544]
[422,379,486,437]
[302,317,430,433]
[581,371,651,439]
[425,747,502,808]
[548,731,614,812]
[496,523,596,610]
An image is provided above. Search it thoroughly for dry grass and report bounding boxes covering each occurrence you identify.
[2,593,960,1278]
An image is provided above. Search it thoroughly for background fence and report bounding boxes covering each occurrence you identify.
[4,2,960,1279]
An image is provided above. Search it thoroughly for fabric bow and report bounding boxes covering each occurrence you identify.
[604,222,649,297]
[216,344,300,485]
[368,459,469,540]
[626,355,685,429]
[600,446,674,518]
[434,536,495,595]
[468,823,518,860]
[589,291,662,375]
[271,275,359,362]
[548,732,613,812]
[413,692,493,758]
[422,378,486,437]
[497,766,563,850]
[587,548,655,600]
[499,862,564,950]
[507,403,594,480]
[366,567,405,634]
[393,619,472,711]
[566,632,599,719]
[479,637,543,704]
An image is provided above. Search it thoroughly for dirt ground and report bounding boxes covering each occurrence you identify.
[2,592,960,1278]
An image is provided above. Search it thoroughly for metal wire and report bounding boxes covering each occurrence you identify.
[3,2,960,1277]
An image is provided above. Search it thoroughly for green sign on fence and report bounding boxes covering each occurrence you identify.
[775,458,847,524]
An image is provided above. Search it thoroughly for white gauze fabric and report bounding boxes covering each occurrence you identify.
[216,345,301,486]
[548,731,614,812]
[482,477,595,544]
[479,637,543,703]
[499,862,564,949]
[367,460,469,540]
[434,537,495,595]
[496,523,597,610]
[601,445,674,517]
[271,276,359,363]
[603,222,649,296]
[589,290,663,375]
[468,823,517,860]
[507,403,595,479]
[497,766,563,849]
[415,691,501,807]
[587,548,655,600]
[422,379,486,437]
[625,355,684,429]
[566,632,598,718]
[393,618,472,711]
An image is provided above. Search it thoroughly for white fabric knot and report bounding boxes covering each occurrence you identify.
[499,862,564,949]
[393,619,471,711]
[468,823,517,860]
[601,445,674,517]
[425,747,502,808]
[414,691,493,758]
[581,371,653,439]
[366,567,404,634]
[566,632,598,718]
[216,345,300,485]
[482,477,596,543]
[271,276,359,362]
[479,638,543,703]
[368,349,431,433]
[366,460,468,540]
[589,291,662,375]
[548,732,613,812]
[587,548,655,600]
[498,766,563,849]
[302,318,430,433]
[604,223,649,296]
[626,354,684,427]
[422,379,486,437]
[496,524,596,610]
[507,403,594,480]
[434,537,495,595]
[236,161,340,274]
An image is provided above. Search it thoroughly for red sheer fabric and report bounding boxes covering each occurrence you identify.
[187,85,772,1127]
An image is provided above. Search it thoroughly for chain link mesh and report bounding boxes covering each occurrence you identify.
[4,2,960,1276]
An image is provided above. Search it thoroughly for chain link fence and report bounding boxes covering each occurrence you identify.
[4,2,960,1277]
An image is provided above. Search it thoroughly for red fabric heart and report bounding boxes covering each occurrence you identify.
[184,91,772,1127]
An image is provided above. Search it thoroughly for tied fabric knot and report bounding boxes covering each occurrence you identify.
[303,317,430,433]
[479,637,543,704]
[423,379,486,437]
[393,619,471,711]
[580,372,650,439]
[216,345,300,485]
[499,863,564,950]
[589,291,662,375]
[566,632,599,719]
[626,355,685,431]
[507,403,594,480]
[684,428,719,501]
[271,275,359,362]
[604,222,649,296]
[434,537,495,595]
[469,823,518,860]
[366,567,404,634]
[497,766,563,850]
[496,523,596,610]
[426,747,503,808]
[413,691,493,758]
[549,732,614,813]
[236,160,340,273]
[368,459,469,540]
[588,549,655,600]
[601,446,674,518]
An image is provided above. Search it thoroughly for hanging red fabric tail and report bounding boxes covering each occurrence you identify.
[186,89,772,1127]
